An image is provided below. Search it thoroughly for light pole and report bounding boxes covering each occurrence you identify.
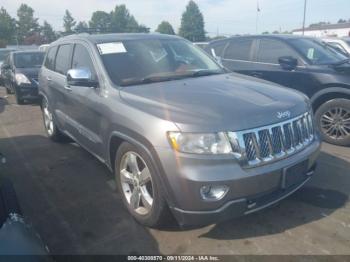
[302,0,307,35]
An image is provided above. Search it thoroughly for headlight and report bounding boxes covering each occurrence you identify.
[168,132,232,154]
[15,73,31,85]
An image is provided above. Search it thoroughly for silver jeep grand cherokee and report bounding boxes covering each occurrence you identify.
[39,33,321,227]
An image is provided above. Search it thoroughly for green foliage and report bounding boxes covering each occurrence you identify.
[0,7,15,46]
[16,4,39,43]
[156,21,175,35]
[63,10,76,34]
[89,11,111,33]
[41,21,57,43]
[110,5,149,33]
[179,1,205,42]
[75,21,89,33]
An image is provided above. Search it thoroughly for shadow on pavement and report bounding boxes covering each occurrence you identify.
[200,150,349,240]
[0,135,160,255]
[0,95,9,114]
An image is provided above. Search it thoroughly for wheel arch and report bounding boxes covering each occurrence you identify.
[107,130,177,208]
[310,87,350,111]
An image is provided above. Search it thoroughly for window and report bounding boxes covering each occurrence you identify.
[72,44,97,80]
[55,44,72,75]
[224,39,253,61]
[207,41,227,57]
[14,52,45,68]
[44,46,57,70]
[257,39,299,64]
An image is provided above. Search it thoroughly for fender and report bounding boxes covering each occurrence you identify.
[108,131,177,208]
[310,87,350,104]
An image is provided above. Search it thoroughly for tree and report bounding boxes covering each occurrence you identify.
[75,21,89,33]
[89,11,111,33]
[0,7,15,47]
[41,21,57,43]
[179,1,205,42]
[110,5,149,33]
[338,19,347,23]
[63,10,76,34]
[16,4,39,44]
[156,21,175,35]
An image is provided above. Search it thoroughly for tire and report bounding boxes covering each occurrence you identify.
[5,87,13,95]
[14,88,24,105]
[115,142,171,227]
[41,97,70,143]
[315,98,350,146]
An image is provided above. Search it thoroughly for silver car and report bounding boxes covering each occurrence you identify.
[38,33,321,227]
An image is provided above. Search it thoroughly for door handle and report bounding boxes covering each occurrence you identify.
[64,85,72,91]
[46,76,52,81]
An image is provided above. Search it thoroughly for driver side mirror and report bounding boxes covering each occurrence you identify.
[278,56,298,71]
[66,68,98,87]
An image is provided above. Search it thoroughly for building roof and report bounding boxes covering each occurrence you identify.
[293,22,350,32]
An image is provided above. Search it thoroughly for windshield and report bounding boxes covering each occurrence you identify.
[289,38,347,65]
[98,38,224,86]
[14,52,45,68]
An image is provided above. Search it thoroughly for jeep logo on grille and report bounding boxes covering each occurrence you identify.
[277,111,291,119]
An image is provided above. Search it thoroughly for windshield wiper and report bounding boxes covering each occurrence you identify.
[121,75,184,86]
[190,69,223,77]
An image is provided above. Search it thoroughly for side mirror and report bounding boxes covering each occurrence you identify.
[66,68,98,87]
[278,56,298,70]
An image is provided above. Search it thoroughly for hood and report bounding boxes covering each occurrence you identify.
[120,73,309,132]
[15,67,40,79]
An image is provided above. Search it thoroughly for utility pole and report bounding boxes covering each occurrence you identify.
[302,0,307,35]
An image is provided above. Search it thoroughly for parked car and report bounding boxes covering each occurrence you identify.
[206,35,350,146]
[2,50,44,104]
[321,37,350,57]
[0,48,16,86]
[39,33,320,227]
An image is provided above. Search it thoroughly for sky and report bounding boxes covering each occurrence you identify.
[2,0,350,36]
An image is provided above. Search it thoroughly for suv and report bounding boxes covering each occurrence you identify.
[206,35,350,146]
[2,51,45,104]
[39,33,320,227]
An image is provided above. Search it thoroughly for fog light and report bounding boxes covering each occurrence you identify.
[200,185,229,201]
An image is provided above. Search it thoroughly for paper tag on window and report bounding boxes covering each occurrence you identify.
[307,48,314,59]
[97,42,127,55]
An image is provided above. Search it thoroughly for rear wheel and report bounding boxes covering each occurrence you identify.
[42,97,69,142]
[315,98,350,146]
[115,142,171,227]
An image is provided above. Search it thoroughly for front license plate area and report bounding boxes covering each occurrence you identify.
[282,160,308,189]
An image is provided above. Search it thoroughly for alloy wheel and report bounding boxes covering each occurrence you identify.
[119,151,154,215]
[320,107,350,140]
[43,100,54,136]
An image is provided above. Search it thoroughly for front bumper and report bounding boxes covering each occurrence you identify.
[16,84,39,100]
[155,137,321,226]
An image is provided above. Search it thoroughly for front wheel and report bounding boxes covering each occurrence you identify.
[115,142,171,227]
[315,98,350,146]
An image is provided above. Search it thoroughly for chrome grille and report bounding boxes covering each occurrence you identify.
[228,112,314,167]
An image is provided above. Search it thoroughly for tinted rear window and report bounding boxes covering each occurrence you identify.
[44,46,58,70]
[224,39,253,61]
[14,52,44,68]
[55,44,72,75]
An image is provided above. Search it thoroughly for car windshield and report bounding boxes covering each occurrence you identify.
[289,38,347,65]
[98,38,224,86]
[14,52,45,68]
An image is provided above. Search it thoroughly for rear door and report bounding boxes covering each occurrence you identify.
[50,44,74,132]
[221,38,257,75]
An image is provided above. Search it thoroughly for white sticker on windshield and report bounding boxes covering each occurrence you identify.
[97,42,127,55]
[307,48,314,59]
